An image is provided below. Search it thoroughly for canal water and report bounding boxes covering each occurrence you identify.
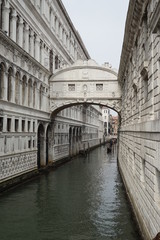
[0,145,142,240]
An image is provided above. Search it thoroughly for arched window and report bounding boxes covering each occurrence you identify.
[50,50,53,73]
[141,68,148,103]
[22,75,26,105]
[15,72,20,104]
[28,79,32,107]
[133,83,138,110]
[39,84,43,109]
[9,8,12,37]
[55,55,58,69]
[8,67,13,101]
[0,62,5,99]
[33,81,36,108]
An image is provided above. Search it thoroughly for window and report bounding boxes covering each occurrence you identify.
[8,68,13,101]
[68,84,75,91]
[96,84,103,91]
[133,84,138,109]
[7,118,11,132]
[55,55,59,69]
[28,121,31,132]
[0,117,3,131]
[22,76,27,105]
[141,158,145,184]
[28,140,31,149]
[0,63,5,100]
[50,50,53,73]
[22,120,25,132]
[143,75,148,102]
[141,67,148,103]
[15,119,19,132]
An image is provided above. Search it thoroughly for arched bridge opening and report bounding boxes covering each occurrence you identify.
[37,60,122,169]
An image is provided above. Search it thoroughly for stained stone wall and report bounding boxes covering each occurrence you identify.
[118,0,160,239]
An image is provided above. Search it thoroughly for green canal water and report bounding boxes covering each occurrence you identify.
[0,145,142,240]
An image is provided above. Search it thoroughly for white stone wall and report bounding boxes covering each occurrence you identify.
[0,0,102,184]
[118,0,160,238]
[53,104,103,160]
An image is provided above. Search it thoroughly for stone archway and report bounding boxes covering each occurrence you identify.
[69,127,72,156]
[37,123,45,168]
[50,59,122,115]
[46,124,53,165]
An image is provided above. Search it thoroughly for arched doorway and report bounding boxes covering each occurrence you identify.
[46,124,53,165]
[37,124,45,169]
[69,127,72,156]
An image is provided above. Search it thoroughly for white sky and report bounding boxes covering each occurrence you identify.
[62,0,129,70]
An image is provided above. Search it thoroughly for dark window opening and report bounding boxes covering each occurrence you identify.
[28,121,31,132]
[0,117,3,131]
[22,120,25,132]
[7,118,11,132]
[15,119,19,132]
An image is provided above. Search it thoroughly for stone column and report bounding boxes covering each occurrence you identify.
[24,23,29,53]
[52,51,55,71]
[30,29,34,57]
[3,115,7,132]
[41,0,45,15]
[56,18,59,35]
[60,24,62,40]
[35,35,40,62]
[10,9,17,41]
[35,85,39,110]
[2,1,10,35]
[50,10,54,30]
[17,17,24,48]
[28,81,33,108]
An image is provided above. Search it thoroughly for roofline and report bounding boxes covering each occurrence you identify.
[118,0,149,84]
[57,0,91,60]
[52,65,118,79]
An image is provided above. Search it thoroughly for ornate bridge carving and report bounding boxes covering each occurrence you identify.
[50,60,122,114]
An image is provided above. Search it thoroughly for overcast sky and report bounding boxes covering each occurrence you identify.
[62,0,129,70]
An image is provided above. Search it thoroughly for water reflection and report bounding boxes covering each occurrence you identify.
[0,145,142,240]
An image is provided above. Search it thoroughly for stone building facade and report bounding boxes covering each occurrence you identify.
[0,0,103,185]
[118,0,160,239]
[102,107,110,137]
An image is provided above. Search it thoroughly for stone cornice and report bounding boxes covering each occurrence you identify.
[118,0,149,85]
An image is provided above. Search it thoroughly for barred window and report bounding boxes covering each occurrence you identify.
[68,84,75,91]
[96,84,103,91]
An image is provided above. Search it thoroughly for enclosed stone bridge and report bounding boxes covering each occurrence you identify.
[49,60,122,117]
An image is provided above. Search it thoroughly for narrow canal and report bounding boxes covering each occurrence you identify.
[0,145,142,240]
